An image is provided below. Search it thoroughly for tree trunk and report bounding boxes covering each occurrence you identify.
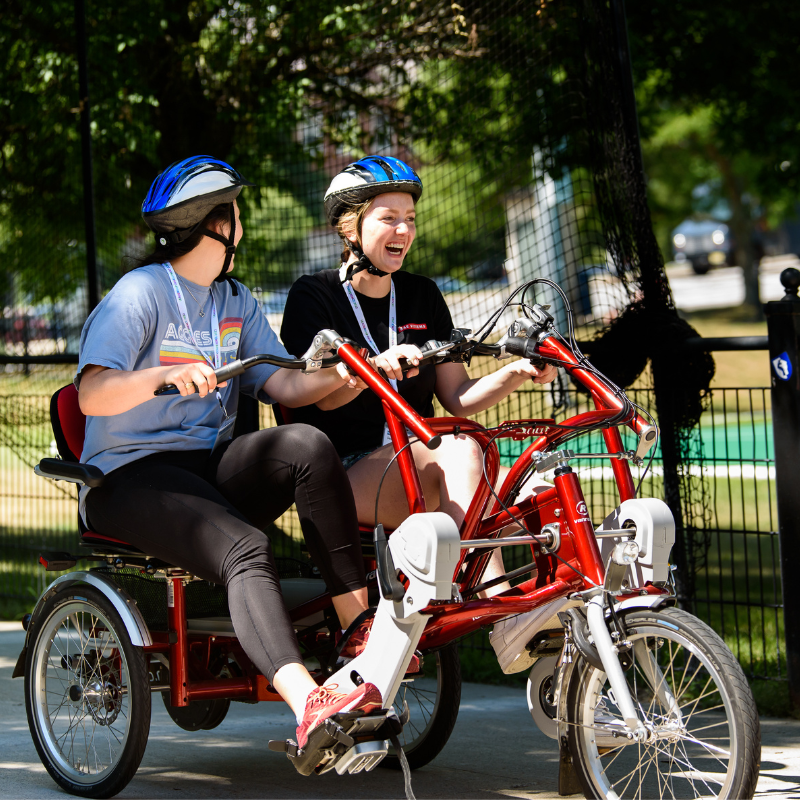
[706,143,762,320]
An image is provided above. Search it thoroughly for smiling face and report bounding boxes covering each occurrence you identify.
[346,192,417,274]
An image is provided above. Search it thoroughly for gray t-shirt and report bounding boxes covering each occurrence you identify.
[76,263,288,506]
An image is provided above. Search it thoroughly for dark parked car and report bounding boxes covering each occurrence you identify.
[671,219,734,275]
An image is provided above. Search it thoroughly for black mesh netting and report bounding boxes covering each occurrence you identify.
[1,0,713,594]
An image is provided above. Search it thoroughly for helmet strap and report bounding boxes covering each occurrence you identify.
[203,203,239,295]
[339,240,389,284]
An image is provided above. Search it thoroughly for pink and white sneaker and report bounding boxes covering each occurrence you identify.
[296,683,383,750]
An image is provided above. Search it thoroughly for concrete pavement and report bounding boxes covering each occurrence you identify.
[1,621,799,799]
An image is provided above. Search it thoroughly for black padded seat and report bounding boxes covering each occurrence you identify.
[80,530,145,555]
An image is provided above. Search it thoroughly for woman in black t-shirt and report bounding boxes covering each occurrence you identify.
[281,156,557,564]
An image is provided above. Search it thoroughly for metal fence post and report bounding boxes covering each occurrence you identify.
[765,267,800,708]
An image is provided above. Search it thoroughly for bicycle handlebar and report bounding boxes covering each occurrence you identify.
[152,297,649,449]
[152,332,443,451]
[153,354,344,396]
[392,332,539,372]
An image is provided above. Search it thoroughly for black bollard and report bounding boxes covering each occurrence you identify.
[764,266,800,709]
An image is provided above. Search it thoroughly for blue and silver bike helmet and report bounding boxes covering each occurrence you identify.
[324,155,422,283]
[142,156,254,287]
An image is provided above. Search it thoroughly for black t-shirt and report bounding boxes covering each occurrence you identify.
[280,269,454,457]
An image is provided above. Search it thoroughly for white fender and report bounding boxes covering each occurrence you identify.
[28,571,152,647]
[612,594,675,614]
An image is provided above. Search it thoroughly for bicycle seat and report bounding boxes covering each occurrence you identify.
[42,384,146,555]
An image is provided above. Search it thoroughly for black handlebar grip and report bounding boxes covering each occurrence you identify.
[504,337,546,367]
[426,434,442,450]
[215,359,246,383]
[154,359,247,396]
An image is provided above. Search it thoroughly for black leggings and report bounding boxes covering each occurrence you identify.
[85,424,365,682]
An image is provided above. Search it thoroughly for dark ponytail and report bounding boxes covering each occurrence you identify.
[125,203,233,272]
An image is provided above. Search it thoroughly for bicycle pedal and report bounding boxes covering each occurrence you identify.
[279,710,401,777]
[281,717,356,776]
[268,738,298,757]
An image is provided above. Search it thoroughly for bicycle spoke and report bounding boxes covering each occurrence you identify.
[681,734,731,760]
[571,613,747,799]
[671,741,725,790]
[614,743,658,797]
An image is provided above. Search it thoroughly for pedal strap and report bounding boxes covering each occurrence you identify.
[389,733,416,800]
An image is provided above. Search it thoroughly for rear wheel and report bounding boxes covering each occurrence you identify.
[24,586,151,798]
[381,643,461,771]
[566,607,760,799]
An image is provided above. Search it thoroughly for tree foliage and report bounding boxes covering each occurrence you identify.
[1,0,482,299]
[627,0,800,311]
[2,0,625,303]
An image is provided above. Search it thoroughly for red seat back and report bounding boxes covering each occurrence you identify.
[273,403,294,425]
[49,384,138,548]
[50,384,86,462]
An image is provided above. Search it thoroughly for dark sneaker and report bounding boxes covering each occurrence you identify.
[296,683,383,750]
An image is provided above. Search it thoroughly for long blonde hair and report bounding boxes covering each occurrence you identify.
[336,197,374,261]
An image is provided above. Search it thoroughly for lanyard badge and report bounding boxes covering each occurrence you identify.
[163,263,227,417]
[343,280,398,447]
[343,280,397,390]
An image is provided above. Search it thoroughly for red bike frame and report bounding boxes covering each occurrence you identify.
[333,335,664,653]
[135,333,662,708]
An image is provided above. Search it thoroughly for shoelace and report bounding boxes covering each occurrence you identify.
[348,623,370,648]
[306,684,345,710]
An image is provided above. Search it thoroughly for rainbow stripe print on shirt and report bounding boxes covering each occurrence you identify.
[159,317,243,367]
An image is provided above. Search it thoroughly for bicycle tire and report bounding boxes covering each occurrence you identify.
[565,607,760,800]
[381,643,461,771]
[24,586,151,798]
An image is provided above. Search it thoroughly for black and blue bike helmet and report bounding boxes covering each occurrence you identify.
[324,155,422,227]
[324,155,422,282]
[142,156,254,286]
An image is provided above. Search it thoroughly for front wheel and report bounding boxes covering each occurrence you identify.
[566,607,760,799]
[24,585,151,798]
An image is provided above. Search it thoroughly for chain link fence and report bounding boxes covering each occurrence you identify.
[0,373,782,685]
[2,0,783,695]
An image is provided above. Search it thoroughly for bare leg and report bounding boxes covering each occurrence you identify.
[331,587,369,630]
[272,662,321,718]
[345,434,485,529]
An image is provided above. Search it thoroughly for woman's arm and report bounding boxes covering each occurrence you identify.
[78,360,228,416]
[312,343,422,411]
[434,360,558,417]
[315,380,367,411]
[264,362,360,408]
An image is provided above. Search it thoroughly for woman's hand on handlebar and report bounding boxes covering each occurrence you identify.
[511,359,558,385]
[164,363,228,398]
[369,344,422,381]
[335,362,365,390]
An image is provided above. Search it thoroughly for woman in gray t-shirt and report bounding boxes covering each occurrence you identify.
[77,157,382,751]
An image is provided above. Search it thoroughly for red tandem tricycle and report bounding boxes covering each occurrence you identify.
[15,280,760,799]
